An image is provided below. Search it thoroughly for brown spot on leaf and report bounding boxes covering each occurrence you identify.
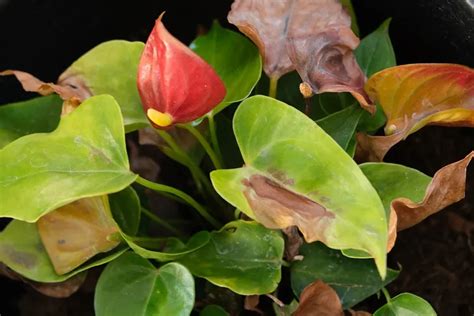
[293,280,343,316]
[0,245,36,269]
[393,152,474,231]
[242,174,334,243]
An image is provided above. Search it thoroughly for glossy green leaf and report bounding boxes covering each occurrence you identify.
[211,96,387,277]
[374,293,437,316]
[291,242,399,309]
[355,19,395,133]
[0,220,127,282]
[360,163,431,216]
[109,186,141,235]
[355,19,396,77]
[0,95,137,222]
[316,104,364,152]
[191,21,262,115]
[0,95,62,149]
[59,40,148,132]
[178,220,284,295]
[121,231,210,262]
[95,252,194,316]
[200,305,229,316]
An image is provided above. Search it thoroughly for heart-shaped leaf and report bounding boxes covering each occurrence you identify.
[109,186,141,236]
[0,95,62,149]
[0,220,126,282]
[94,252,194,316]
[291,242,399,309]
[360,63,474,160]
[373,293,436,316]
[0,95,137,222]
[177,220,284,295]
[211,96,387,277]
[191,21,262,115]
[37,196,120,274]
[58,40,148,132]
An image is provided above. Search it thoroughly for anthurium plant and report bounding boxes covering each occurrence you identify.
[1,0,472,315]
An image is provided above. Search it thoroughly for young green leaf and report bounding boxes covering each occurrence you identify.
[109,186,141,236]
[0,95,137,222]
[0,95,62,149]
[191,21,262,115]
[95,252,194,316]
[0,220,126,282]
[58,40,148,132]
[177,220,284,295]
[291,242,399,309]
[316,104,364,152]
[211,95,387,277]
[373,293,437,316]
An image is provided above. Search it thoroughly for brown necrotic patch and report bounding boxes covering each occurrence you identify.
[242,174,334,243]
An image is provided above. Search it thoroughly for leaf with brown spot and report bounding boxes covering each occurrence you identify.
[360,63,474,160]
[228,0,372,112]
[37,196,120,275]
[293,280,343,316]
[211,96,388,277]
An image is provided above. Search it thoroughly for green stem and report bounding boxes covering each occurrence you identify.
[136,176,221,229]
[179,124,222,169]
[269,77,279,99]
[381,288,391,303]
[208,114,224,167]
[141,207,184,236]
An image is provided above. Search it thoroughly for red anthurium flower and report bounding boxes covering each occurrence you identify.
[137,14,226,128]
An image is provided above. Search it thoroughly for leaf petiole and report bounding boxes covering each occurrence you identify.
[140,207,185,237]
[179,123,223,169]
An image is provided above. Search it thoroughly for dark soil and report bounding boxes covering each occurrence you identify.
[1,0,473,315]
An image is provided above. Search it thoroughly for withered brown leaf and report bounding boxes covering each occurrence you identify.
[393,152,474,231]
[293,280,343,316]
[228,0,372,112]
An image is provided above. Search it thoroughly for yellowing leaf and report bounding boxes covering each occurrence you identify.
[360,64,474,160]
[228,0,372,112]
[37,196,120,275]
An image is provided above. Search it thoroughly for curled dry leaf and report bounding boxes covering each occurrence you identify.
[0,263,86,298]
[359,64,474,161]
[244,295,263,314]
[37,196,120,275]
[0,70,90,101]
[386,208,397,252]
[349,310,372,316]
[293,280,343,316]
[282,226,304,261]
[228,0,372,112]
[393,152,474,231]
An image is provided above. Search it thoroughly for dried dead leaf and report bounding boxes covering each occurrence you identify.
[0,70,90,101]
[348,310,372,316]
[244,295,263,314]
[282,226,304,261]
[0,263,86,298]
[228,0,372,112]
[393,152,474,231]
[37,196,120,275]
[387,208,397,253]
[293,280,343,316]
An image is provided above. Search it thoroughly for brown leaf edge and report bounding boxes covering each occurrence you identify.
[393,151,474,231]
[293,280,343,316]
[0,263,86,298]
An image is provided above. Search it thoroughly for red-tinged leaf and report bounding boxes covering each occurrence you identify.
[393,152,474,231]
[228,0,373,112]
[0,70,88,102]
[137,14,226,128]
[361,64,474,160]
[293,280,343,316]
[37,196,120,275]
